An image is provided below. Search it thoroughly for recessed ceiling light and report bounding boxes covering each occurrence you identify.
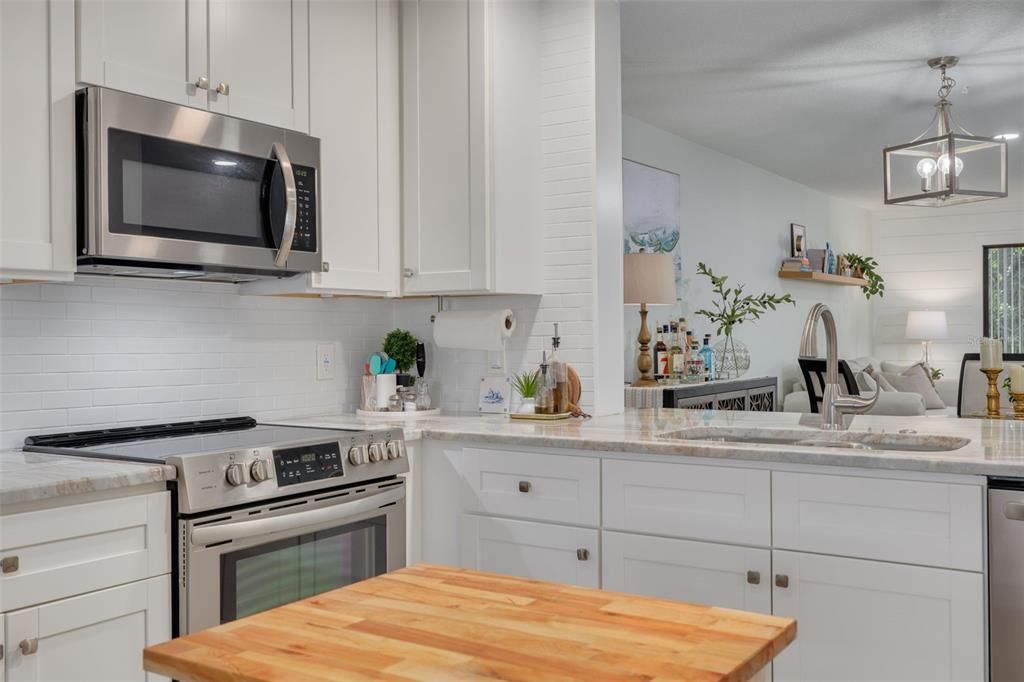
[995,133,1019,141]
[213,159,238,166]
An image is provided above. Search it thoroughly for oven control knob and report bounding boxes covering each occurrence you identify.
[368,442,385,463]
[386,441,404,460]
[225,462,249,487]
[348,445,367,466]
[250,458,271,482]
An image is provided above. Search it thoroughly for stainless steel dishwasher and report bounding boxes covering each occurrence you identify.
[989,479,1024,681]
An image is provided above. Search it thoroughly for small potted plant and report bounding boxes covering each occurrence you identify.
[382,329,418,387]
[512,371,541,414]
[843,253,885,300]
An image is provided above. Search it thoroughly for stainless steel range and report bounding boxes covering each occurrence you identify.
[25,417,406,634]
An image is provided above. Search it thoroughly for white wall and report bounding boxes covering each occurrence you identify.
[622,115,873,390]
[870,199,1024,379]
[0,278,392,450]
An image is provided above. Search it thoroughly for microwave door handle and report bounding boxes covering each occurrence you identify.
[270,142,298,268]
[190,487,404,546]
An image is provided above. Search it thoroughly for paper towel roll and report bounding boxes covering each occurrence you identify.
[433,309,516,351]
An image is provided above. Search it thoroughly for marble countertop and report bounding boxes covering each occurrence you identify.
[277,409,1024,478]
[0,450,176,510]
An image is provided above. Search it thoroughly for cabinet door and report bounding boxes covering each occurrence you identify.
[77,0,201,107]
[772,551,984,682]
[0,0,76,282]
[602,531,771,614]
[207,0,309,132]
[4,575,171,682]
[308,0,399,294]
[461,515,598,588]
[400,0,488,294]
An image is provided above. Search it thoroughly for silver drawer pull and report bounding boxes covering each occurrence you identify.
[746,570,761,585]
[576,548,590,561]
[194,75,209,90]
[1,556,18,573]
[775,574,789,589]
[19,639,38,656]
[1005,502,1024,521]
[518,481,531,493]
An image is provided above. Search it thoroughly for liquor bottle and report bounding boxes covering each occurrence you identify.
[686,340,704,384]
[535,351,555,415]
[669,322,684,383]
[654,327,668,379]
[700,334,716,382]
[548,323,570,414]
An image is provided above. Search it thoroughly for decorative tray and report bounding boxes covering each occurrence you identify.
[509,412,572,421]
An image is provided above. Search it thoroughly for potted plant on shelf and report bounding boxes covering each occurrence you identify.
[695,262,796,380]
[383,329,418,387]
[512,371,541,414]
[843,253,885,300]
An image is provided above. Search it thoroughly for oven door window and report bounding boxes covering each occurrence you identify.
[107,128,282,249]
[220,517,386,622]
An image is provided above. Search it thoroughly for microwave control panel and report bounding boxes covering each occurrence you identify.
[291,165,317,253]
[273,441,341,486]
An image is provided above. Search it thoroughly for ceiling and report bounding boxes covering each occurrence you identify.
[620,1,1024,209]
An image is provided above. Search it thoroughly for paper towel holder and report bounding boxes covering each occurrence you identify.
[429,296,444,324]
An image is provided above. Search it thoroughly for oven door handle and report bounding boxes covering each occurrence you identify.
[191,487,404,546]
[271,141,297,268]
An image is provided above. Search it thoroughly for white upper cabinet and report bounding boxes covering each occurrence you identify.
[206,0,309,132]
[77,0,308,132]
[400,0,542,296]
[77,0,197,106]
[0,0,76,283]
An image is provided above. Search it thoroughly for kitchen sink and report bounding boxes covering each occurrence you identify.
[657,427,970,452]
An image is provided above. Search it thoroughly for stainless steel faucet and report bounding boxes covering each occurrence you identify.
[799,303,878,430]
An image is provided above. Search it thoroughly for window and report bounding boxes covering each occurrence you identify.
[984,243,1024,353]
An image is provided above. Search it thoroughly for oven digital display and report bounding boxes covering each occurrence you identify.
[273,442,342,486]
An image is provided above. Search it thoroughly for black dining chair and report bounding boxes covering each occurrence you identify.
[798,358,860,415]
[957,352,1024,417]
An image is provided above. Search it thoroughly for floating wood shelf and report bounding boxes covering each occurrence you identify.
[778,270,868,286]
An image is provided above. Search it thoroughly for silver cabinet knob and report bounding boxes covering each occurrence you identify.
[348,446,367,466]
[576,548,590,561]
[746,570,761,585]
[250,458,271,482]
[403,267,415,278]
[368,443,385,463]
[194,76,210,90]
[225,462,249,486]
[1,556,18,573]
[775,574,790,589]
[216,81,230,95]
[19,639,38,656]
[518,481,531,493]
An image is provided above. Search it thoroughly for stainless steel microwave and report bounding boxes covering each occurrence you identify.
[77,87,322,282]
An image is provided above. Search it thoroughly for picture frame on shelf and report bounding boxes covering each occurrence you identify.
[790,223,807,258]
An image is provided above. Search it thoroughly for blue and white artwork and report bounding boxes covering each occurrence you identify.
[622,159,682,287]
[478,376,511,414]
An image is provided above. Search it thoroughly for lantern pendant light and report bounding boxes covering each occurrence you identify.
[883,56,1008,206]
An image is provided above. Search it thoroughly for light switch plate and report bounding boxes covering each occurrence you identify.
[316,343,336,381]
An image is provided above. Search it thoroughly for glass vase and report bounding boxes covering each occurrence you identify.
[713,334,751,380]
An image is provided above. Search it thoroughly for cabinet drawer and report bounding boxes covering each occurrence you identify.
[602,531,771,615]
[772,472,982,571]
[0,492,170,611]
[461,515,599,588]
[460,448,599,526]
[602,459,770,546]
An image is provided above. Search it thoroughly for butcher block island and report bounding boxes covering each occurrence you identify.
[144,564,796,681]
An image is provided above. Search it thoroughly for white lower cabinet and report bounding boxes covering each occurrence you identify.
[460,515,598,588]
[771,550,984,682]
[3,574,171,682]
[602,531,771,614]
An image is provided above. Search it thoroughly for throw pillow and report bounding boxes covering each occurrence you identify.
[881,364,946,409]
[867,366,897,392]
[845,357,879,393]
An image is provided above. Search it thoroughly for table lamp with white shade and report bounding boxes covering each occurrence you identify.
[624,253,676,387]
[905,310,948,367]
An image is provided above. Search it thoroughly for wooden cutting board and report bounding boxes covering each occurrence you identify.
[144,564,796,682]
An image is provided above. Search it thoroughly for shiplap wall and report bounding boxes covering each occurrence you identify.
[871,200,1024,378]
[0,278,390,450]
[390,0,602,415]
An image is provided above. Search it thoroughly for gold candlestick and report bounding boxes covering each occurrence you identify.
[981,368,1003,419]
[1013,393,1024,421]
